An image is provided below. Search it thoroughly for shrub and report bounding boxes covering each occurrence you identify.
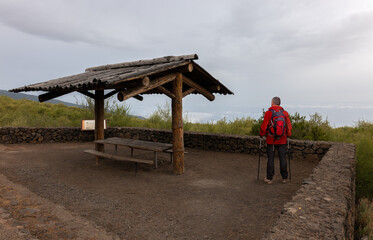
[291,112,331,141]
[356,198,373,239]
[331,121,373,199]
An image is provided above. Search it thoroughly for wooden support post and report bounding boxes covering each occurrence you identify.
[172,73,184,174]
[95,90,105,166]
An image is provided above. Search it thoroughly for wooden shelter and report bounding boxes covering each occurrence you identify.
[10,54,233,174]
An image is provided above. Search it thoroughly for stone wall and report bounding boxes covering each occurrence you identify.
[0,127,94,143]
[106,127,331,161]
[0,127,355,238]
[0,127,330,161]
[263,143,356,239]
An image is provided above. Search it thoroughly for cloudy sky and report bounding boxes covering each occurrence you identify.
[1,0,372,126]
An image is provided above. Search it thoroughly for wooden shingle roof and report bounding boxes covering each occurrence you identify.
[10,54,233,99]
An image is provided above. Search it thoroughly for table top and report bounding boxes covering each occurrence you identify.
[94,137,172,152]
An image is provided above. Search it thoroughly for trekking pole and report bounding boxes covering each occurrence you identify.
[257,137,262,181]
[287,138,292,180]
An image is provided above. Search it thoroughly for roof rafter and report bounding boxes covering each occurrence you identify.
[156,86,175,99]
[117,73,177,102]
[182,88,196,98]
[183,76,215,101]
[38,91,73,103]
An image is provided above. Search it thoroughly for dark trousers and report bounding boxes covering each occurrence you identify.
[266,144,288,180]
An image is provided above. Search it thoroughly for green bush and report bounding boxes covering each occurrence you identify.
[356,198,373,239]
[250,109,265,136]
[331,121,373,199]
[189,117,255,135]
[250,110,332,141]
[143,102,173,129]
[291,112,331,141]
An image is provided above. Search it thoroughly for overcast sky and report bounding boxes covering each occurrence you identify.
[1,0,372,126]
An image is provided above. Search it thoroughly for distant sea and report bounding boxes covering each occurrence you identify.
[3,90,371,127]
[184,106,373,128]
[286,106,373,127]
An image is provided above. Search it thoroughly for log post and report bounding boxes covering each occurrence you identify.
[172,73,184,174]
[95,90,105,165]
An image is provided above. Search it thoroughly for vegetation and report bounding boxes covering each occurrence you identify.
[0,95,372,238]
[0,96,92,127]
[357,198,373,239]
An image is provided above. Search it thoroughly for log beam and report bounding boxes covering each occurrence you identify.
[209,85,221,92]
[78,90,96,99]
[187,63,193,73]
[105,90,143,101]
[38,91,72,102]
[117,73,177,102]
[182,88,196,98]
[139,76,150,86]
[182,76,215,101]
[111,76,150,90]
[157,86,175,99]
[172,73,184,175]
[133,95,144,101]
[104,90,119,99]
[95,90,105,166]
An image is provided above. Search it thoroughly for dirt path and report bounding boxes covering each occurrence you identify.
[0,143,317,239]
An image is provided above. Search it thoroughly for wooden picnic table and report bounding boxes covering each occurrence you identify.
[84,137,173,170]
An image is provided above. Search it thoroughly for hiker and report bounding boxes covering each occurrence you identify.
[259,96,292,184]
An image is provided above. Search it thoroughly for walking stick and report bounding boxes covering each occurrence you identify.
[287,139,292,180]
[257,137,262,181]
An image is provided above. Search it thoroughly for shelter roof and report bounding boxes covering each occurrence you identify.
[10,54,233,98]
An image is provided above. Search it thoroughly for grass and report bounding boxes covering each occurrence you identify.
[357,198,373,239]
[0,96,93,127]
[0,95,372,238]
[330,121,373,200]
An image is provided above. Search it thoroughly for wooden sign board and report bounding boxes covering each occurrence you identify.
[81,120,107,131]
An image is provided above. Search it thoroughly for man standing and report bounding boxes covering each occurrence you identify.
[259,97,292,184]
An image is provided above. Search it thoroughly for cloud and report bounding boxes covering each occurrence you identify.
[287,104,373,110]
[0,0,230,50]
[0,0,372,126]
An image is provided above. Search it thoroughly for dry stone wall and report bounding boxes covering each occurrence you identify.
[263,143,356,240]
[0,127,355,238]
[0,127,94,143]
[0,127,330,161]
[106,127,331,161]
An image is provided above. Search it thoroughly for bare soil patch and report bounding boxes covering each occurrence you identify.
[0,143,317,239]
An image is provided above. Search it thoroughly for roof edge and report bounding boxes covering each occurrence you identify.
[191,62,234,95]
[85,54,198,72]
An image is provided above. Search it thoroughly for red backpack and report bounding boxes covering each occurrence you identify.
[268,109,286,140]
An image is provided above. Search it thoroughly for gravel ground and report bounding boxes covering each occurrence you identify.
[0,143,317,239]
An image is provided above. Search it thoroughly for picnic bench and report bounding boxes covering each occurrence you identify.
[84,137,174,171]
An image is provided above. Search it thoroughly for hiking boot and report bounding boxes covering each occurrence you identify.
[282,179,288,184]
[264,178,273,184]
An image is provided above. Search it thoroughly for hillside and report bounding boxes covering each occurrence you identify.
[0,89,81,107]
[0,95,92,127]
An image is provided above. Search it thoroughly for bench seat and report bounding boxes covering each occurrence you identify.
[84,149,154,165]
